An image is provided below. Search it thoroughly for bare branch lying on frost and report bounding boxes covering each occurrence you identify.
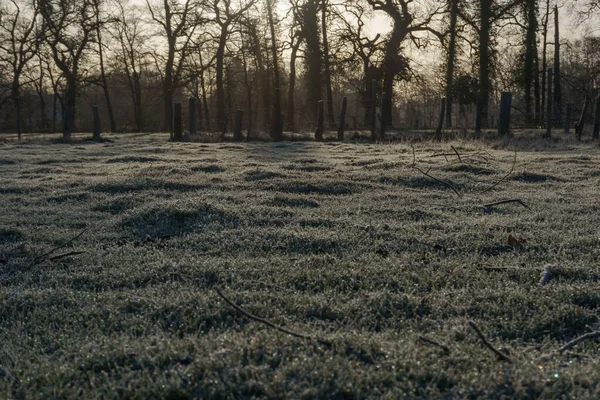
[468,321,513,363]
[413,166,462,197]
[450,145,463,163]
[215,287,332,348]
[417,336,450,354]
[480,150,517,194]
[33,227,90,264]
[542,331,600,360]
[0,366,19,385]
[483,199,530,209]
[49,251,86,261]
[538,266,552,287]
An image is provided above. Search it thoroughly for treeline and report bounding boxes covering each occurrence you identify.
[0,0,599,139]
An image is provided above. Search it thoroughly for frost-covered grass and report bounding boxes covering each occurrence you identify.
[1,131,600,398]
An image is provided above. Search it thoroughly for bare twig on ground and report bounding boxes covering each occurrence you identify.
[215,287,332,347]
[483,199,530,209]
[451,145,463,163]
[0,366,19,385]
[33,227,90,264]
[542,331,600,359]
[480,150,517,194]
[468,321,513,363]
[539,266,551,287]
[479,266,514,272]
[418,336,450,354]
[49,251,86,261]
[413,166,462,197]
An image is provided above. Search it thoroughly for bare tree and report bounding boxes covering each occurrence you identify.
[40,0,100,140]
[0,0,40,138]
[146,0,200,135]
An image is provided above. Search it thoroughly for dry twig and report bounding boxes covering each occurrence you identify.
[413,166,462,197]
[418,336,450,354]
[480,150,517,194]
[483,199,530,209]
[557,331,600,353]
[451,145,463,163]
[34,227,89,264]
[49,251,86,261]
[0,366,19,385]
[468,320,513,363]
[216,287,332,347]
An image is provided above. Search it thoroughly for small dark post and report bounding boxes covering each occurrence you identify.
[380,92,387,140]
[498,92,512,136]
[233,109,244,142]
[371,79,377,141]
[475,96,482,134]
[315,100,324,141]
[173,102,183,142]
[92,105,101,142]
[593,96,600,139]
[221,112,230,140]
[15,97,21,140]
[189,97,197,136]
[575,97,589,140]
[337,96,347,141]
[435,98,446,138]
[546,68,553,139]
[565,102,573,132]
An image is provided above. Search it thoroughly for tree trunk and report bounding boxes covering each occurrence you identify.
[302,0,322,125]
[524,0,538,124]
[215,25,228,131]
[477,0,492,129]
[445,0,458,128]
[287,37,301,132]
[322,0,335,128]
[266,0,283,140]
[96,14,116,132]
[553,5,561,124]
[541,0,550,123]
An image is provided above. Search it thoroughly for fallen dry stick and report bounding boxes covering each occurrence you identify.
[468,320,513,363]
[450,145,463,163]
[216,287,332,347]
[34,227,90,264]
[49,251,86,261]
[481,150,517,194]
[418,336,450,354]
[483,199,530,209]
[413,166,462,197]
[558,331,600,353]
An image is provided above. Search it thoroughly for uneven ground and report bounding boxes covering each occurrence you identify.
[1,131,600,399]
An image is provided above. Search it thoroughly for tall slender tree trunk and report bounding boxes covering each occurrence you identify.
[541,0,550,123]
[478,0,491,129]
[322,0,335,128]
[96,15,116,132]
[524,0,538,124]
[381,25,405,127]
[215,25,228,131]
[445,0,458,128]
[302,0,322,125]
[266,0,283,140]
[553,5,561,123]
[287,37,301,132]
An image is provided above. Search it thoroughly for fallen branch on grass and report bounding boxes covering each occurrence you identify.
[483,199,530,209]
[215,287,332,347]
[49,251,86,261]
[412,166,462,197]
[468,320,513,363]
[418,336,450,354]
[450,145,463,163]
[542,331,600,359]
[480,150,517,194]
[0,366,19,385]
[33,227,90,264]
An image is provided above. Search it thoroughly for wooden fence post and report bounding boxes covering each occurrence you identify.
[189,97,197,136]
[337,96,347,141]
[565,102,573,133]
[92,105,101,142]
[371,79,377,141]
[221,112,230,140]
[436,97,446,138]
[315,100,324,141]
[173,102,183,142]
[233,109,244,142]
[498,92,512,136]
[546,68,553,139]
